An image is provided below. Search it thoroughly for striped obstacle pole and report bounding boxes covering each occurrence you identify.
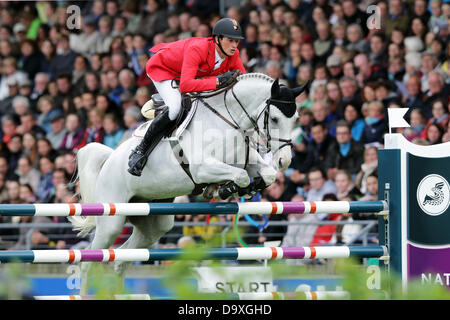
[0,200,388,217]
[34,294,153,300]
[33,291,351,300]
[0,246,387,263]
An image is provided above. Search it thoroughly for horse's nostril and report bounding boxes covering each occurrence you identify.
[279,158,283,168]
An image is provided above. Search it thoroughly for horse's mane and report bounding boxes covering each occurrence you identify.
[236,72,274,84]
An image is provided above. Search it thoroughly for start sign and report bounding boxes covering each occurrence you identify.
[194,266,274,293]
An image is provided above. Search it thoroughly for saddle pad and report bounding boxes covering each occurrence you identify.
[132,99,198,139]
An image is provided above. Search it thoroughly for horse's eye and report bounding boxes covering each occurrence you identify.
[271,117,279,124]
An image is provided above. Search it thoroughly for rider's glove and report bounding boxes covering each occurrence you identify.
[216,70,241,89]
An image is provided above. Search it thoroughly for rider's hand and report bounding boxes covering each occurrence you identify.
[216,70,240,89]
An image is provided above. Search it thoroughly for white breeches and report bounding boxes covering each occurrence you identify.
[150,77,182,121]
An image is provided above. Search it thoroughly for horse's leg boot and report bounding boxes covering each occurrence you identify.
[128,108,172,176]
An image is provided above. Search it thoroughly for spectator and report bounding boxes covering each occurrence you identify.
[39,39,55,75]
[9,214,54,250]
[410,0,431,26]
[30,73,49,103]
[1,115,17,144]
[334,169,362,200]
[354,52,387,88]
[355,146,379,195]
[82,107,105,147]
[17,156,40,193]
[46,114,68,151]
[346,23,367,53]
[18,39,43,81]
[299,42,317,68]
[264,171,296,202]
[132,0,169,40]
[374,80,401,109]
[5,180,21,204]
[59,113,86,152]
[0,173,8,203]
[313,20,333,62]
[17,112,46,139]
[359,172,379,201]
[6,134,23,173]
[442,124,450,143]
[361,100,388,145]
[421,98,449,138]
[0,57,28,101]
[0,155,18,181]
[69,15,100,56]
[49,35,78,78]
[311,99,338,137]
[336,76,362,118]
[326,54,343,81]
[118,68,137,95]
[35,156,54,202]
[310,193,342,245]
[42,168,68,203]
[300,121,337,177]
[102,113,124,149]
[95,15,113,54]
[106,70,124,107]
[423,121,445,145]
[36,95,63,134]
[21,132,38,169]
[12,96,31,117]
[281,194,320,265]
[305,166,338,202]
[325,120,365,180]
[63,152,77,183]
[384,0,411,38]
[403,73,425,112]
[343,103,365,142]
[54,73,75,111]
[402,108,427,141]
[423,71,450,119]
[341,0,369,36]
[420,51,441,92]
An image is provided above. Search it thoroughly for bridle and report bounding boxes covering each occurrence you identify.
[190,81,294,157]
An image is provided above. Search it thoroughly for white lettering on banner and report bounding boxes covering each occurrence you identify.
[195,266,274,293]
[421,273,450,286]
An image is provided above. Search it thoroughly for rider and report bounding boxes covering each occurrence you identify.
[127,18,246,176]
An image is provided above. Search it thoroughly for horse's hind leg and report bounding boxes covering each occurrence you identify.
[113,215,174,276]
[79,215,127,295]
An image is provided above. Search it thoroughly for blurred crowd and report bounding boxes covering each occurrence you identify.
[0,0,448,253]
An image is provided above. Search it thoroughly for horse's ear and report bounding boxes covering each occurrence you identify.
[292,80,311,97]
[271,78,280,97]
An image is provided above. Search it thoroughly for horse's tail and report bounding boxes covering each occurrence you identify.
[68,143,113,237]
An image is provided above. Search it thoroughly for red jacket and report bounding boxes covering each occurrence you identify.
[146,37,246,93]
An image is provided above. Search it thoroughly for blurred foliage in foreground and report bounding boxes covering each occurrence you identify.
[2,247,450,300]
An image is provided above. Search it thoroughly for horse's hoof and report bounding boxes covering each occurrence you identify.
[218,182,239,200]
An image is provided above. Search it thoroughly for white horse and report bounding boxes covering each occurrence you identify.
[70,73,308,293]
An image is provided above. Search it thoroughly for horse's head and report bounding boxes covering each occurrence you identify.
[260,78,309,171]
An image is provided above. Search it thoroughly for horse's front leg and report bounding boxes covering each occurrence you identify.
[190,157,250,199]
[245,148,277,186]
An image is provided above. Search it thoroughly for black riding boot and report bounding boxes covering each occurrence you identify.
[128,108,172,176]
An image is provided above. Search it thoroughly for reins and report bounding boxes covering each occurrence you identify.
[189,79,294,155]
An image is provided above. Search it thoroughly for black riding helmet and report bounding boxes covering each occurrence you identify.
[212,18,245,40]
[212,18,244,57]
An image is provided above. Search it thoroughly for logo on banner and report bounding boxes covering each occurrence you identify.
[417,174,450,216]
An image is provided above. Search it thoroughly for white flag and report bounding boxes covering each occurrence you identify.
[388,108,410,132]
